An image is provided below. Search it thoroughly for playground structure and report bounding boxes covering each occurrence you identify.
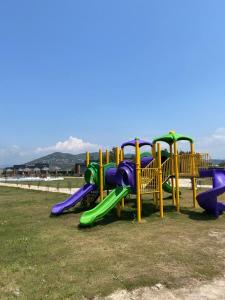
[51,130,225,226]
[140,131,210,220]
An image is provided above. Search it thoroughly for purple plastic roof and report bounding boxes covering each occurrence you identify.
[121,139,152,149]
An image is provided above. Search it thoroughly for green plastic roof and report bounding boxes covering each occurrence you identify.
[152,131,194,144]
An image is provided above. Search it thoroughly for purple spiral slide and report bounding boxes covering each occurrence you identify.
[197,169,225,217]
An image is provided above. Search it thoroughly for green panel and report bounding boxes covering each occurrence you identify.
[161,150,170,159]
[153,131,193,145]
[84,162,100,187]
[80,186,131,226]
[140,151,152,158]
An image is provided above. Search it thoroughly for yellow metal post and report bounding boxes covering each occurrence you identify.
[86,151,90,167]
[105,149,109,164]
[115,147,121,217]
[120,148,124,161]
[157,143,164,218]
[191,142,197,208]
[120,148,125,208]
[152,143,157,206]
[105,149,110,195]
[116,147,120,165]
[105,149,109,195]
[135,138,141,223]
[152,143,156,159]
[170,144,176,206]
[174,142,180,212]
[99,149,104,201]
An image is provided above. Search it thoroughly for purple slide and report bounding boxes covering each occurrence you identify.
[197,169,225,217]
[51,183,96,215]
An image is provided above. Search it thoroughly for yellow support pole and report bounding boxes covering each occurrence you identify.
[116,147,120,166]
[105,149,109,164]
[86,151,90,167]
[174,142,180,212]
[152,143,156,159]
[115,147,121,217]
[120,148,125,208]
[191,142,197,208]
[99,149,104,201]
[170,144,176,206]
[157,143,164,218]
[120,148,124,161]
[135,138,141,223]
[152,143,157,206]
[105,149,110,195]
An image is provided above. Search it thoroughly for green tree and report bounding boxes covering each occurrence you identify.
[109,147,117,163]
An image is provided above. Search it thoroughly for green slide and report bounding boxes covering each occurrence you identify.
[163,180,181,195]
[163,181,173,193]
[80,186,132,226]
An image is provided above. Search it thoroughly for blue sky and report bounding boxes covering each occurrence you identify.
[1,0,225,165]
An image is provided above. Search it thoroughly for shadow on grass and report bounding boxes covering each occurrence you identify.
[181,207,217,221]
[78,199,139,229]
[78,211,136,230]
[78,199,176,228]
[78,194,192,229]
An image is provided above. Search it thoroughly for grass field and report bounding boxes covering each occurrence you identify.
[3,177,85,189]
[1,186,225,299]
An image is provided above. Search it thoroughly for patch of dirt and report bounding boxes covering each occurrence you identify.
[96,277,225,299]
[208,231,225,243]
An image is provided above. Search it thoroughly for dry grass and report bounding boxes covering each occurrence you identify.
[1,186,225,299]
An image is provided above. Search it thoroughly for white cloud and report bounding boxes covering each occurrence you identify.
[196,128,225,159]
[211,127,225,141]
[0,136,102,167]
[1,130,225,167]
[35,136,101,154]
[0,145,32,167]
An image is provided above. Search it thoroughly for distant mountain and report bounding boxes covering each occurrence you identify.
[212,159,225,166]
[0,164,11,169]
[27,152,99,170]
[16,153,225,171]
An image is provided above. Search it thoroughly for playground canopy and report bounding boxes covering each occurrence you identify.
[152,131,193,145]
[121,139,152,149]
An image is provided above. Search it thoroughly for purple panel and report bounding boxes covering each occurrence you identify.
[105,156,153,193]
[141,156,153,167]
[115,160,136,191]
[121,139,152,149]
[105,168,118,186]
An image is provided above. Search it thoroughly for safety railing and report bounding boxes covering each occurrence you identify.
[194,153,211,171]
[140,166,159,193]
[178,153,211,177]
[140,157,171,194]
[140,153,211,194]
[161,158,171,183]
[178,154,192,177]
